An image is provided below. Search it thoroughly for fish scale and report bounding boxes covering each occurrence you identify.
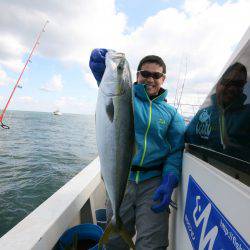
[95,51,135,249]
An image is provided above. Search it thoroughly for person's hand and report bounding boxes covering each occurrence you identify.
[151,173,178,213]
[89,48,108,83]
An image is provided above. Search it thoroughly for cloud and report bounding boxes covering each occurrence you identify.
[83,72,98,89]
[0,67,13,86]
[0,0,127,70]
[183,0,211,15]
[54,96,96,114]
[19,96,35,103]
[0,0,250,113]
[40,74,63,92]
[122,0,250,104]
[0,35,25,72]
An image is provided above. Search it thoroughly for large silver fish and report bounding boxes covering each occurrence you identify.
[95,51,135,249]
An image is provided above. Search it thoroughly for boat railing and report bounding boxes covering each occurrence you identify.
[0,157,106,250]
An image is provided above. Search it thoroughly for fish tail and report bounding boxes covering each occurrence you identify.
[119,222,135,250]
[98,221,135,250]
[98,222,112,250]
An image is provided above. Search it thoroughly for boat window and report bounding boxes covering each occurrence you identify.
[185,37,250,184]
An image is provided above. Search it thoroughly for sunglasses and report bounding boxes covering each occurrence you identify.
[138,70,165,79]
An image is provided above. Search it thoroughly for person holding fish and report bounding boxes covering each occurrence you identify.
[90,49,185,250]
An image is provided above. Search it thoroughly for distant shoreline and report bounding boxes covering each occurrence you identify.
[0,109,95,116]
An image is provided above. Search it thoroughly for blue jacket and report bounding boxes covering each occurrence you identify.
[129,84,185,183]
[185,93,250,162]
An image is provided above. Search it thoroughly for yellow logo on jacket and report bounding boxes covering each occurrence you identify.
[159,118,166,125]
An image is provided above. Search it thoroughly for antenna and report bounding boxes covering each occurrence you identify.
[176,56,188,110]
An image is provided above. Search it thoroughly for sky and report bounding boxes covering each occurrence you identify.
[0,0,249,115]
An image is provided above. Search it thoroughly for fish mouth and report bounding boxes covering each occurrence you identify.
[100,58,127,96]
[108,51,125,60]
[99,51,129,96]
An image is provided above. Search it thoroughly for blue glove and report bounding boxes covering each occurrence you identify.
[89,48,108,83]
[151,173,178,213]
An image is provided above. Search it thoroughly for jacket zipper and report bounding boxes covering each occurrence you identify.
[136,98,152,183]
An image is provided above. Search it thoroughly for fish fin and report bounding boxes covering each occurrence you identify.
[98,222,113,249]
[106,98,114,122]
[98,221,135,250]
[119,222,135,250]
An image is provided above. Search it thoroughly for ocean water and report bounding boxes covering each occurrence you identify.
[0,110,97,237]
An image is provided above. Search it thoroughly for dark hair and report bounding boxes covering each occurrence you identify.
[220,62,247,85]
[137,55,166,73]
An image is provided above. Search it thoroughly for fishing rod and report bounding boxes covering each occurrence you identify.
[0,20,49,129]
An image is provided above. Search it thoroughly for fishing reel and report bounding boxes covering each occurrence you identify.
[0,122,10,129]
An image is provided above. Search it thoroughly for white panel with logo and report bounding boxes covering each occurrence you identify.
[172,152,249,250]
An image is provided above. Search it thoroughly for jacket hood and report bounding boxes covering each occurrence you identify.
[133,83,168,103]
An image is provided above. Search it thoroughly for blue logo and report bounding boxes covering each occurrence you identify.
[184,175,249,250]
[196,109,211,139]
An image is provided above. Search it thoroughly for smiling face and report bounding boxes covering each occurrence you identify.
[137,63,166,97]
